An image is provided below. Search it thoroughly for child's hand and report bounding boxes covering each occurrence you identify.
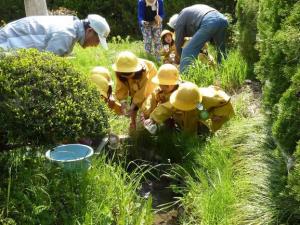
[120,101,129,116]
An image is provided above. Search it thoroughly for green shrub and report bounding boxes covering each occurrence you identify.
[256,0,300,109]
[3,0,236,39]
[236,0,259,78]
[272,69,300,155]
[0,0,24,25]
[0,49,108,149]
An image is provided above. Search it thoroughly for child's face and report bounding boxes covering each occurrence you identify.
[164,34,173,44]
[159,84,176,93]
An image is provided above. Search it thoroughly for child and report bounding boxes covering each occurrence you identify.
[144,82,234,135]
[142,63,180,118]
[160,29,179,64]
[112,51,158,131]
[90,66,122,115]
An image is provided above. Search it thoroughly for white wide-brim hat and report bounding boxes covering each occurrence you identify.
[88,14,110,50]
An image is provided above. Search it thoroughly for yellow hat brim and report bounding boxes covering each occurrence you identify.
[152,76,179,85]
[112,59,143,73]
[170,90,197,111]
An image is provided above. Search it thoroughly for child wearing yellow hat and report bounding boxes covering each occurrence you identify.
[89,66,122,115]
[160,30,179,64]
[145,82,234,135]
[112,51,158,131]
[142,64,181,119]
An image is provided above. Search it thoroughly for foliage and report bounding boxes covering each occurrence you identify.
[255,0,300,109]
[0,0,24,24]
[272,69,300,155]
[288,142,300,206]
[177,89,291,224]
[180,138,236,225]
[0,49,108,149]
[182,49,247,91]
[235,0,259,78]
[0,147,153,224]
[3,0,236,39]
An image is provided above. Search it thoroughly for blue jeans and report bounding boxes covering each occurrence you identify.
[180,11,228,73]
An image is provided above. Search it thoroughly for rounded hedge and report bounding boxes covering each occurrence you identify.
[272,69,300,155]
[0,49,108,149]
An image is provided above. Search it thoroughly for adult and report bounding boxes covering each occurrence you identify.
[138,0,164,61]
[167,4,228,72]
[0,14,110,56]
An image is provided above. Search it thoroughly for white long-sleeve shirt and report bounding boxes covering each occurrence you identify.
[0,16,85,56]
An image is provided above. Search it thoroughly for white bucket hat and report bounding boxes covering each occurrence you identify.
[88,14,110,50]
[167,14,179,29]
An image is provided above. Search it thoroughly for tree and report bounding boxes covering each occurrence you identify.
[24,0,48,16]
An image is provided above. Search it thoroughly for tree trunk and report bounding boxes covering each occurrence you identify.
[24,0,48,16]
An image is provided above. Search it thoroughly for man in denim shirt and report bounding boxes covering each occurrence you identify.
[0,14,110,56]
[168,4,228,73]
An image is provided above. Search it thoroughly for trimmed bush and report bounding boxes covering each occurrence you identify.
[255,0,299,109]
[0,49,108,149]
[272,69,300,155]
[235,0,259,78]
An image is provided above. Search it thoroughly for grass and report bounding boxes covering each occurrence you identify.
[0,39,295,225]
[176,88,286,225]
[0,148,153,224]
[182,49,248,92]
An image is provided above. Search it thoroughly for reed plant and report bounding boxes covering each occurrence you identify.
[0,148,153,224]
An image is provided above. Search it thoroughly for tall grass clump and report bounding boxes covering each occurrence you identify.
[178,89,284,224]
[179,139,235,225]
[0,147,153,224]
[182,49,247,91]
[286,142,300,222]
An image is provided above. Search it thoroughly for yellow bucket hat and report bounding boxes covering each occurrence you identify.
[199,86,231,109]
[90,74,110,98]
[170,82,202,111]
[152,64,180,85]
[90,66,113,85]
[160,29,173,40]
[112,51,143,73]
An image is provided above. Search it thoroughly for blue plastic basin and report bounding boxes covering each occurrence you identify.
[45,144,94,172]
